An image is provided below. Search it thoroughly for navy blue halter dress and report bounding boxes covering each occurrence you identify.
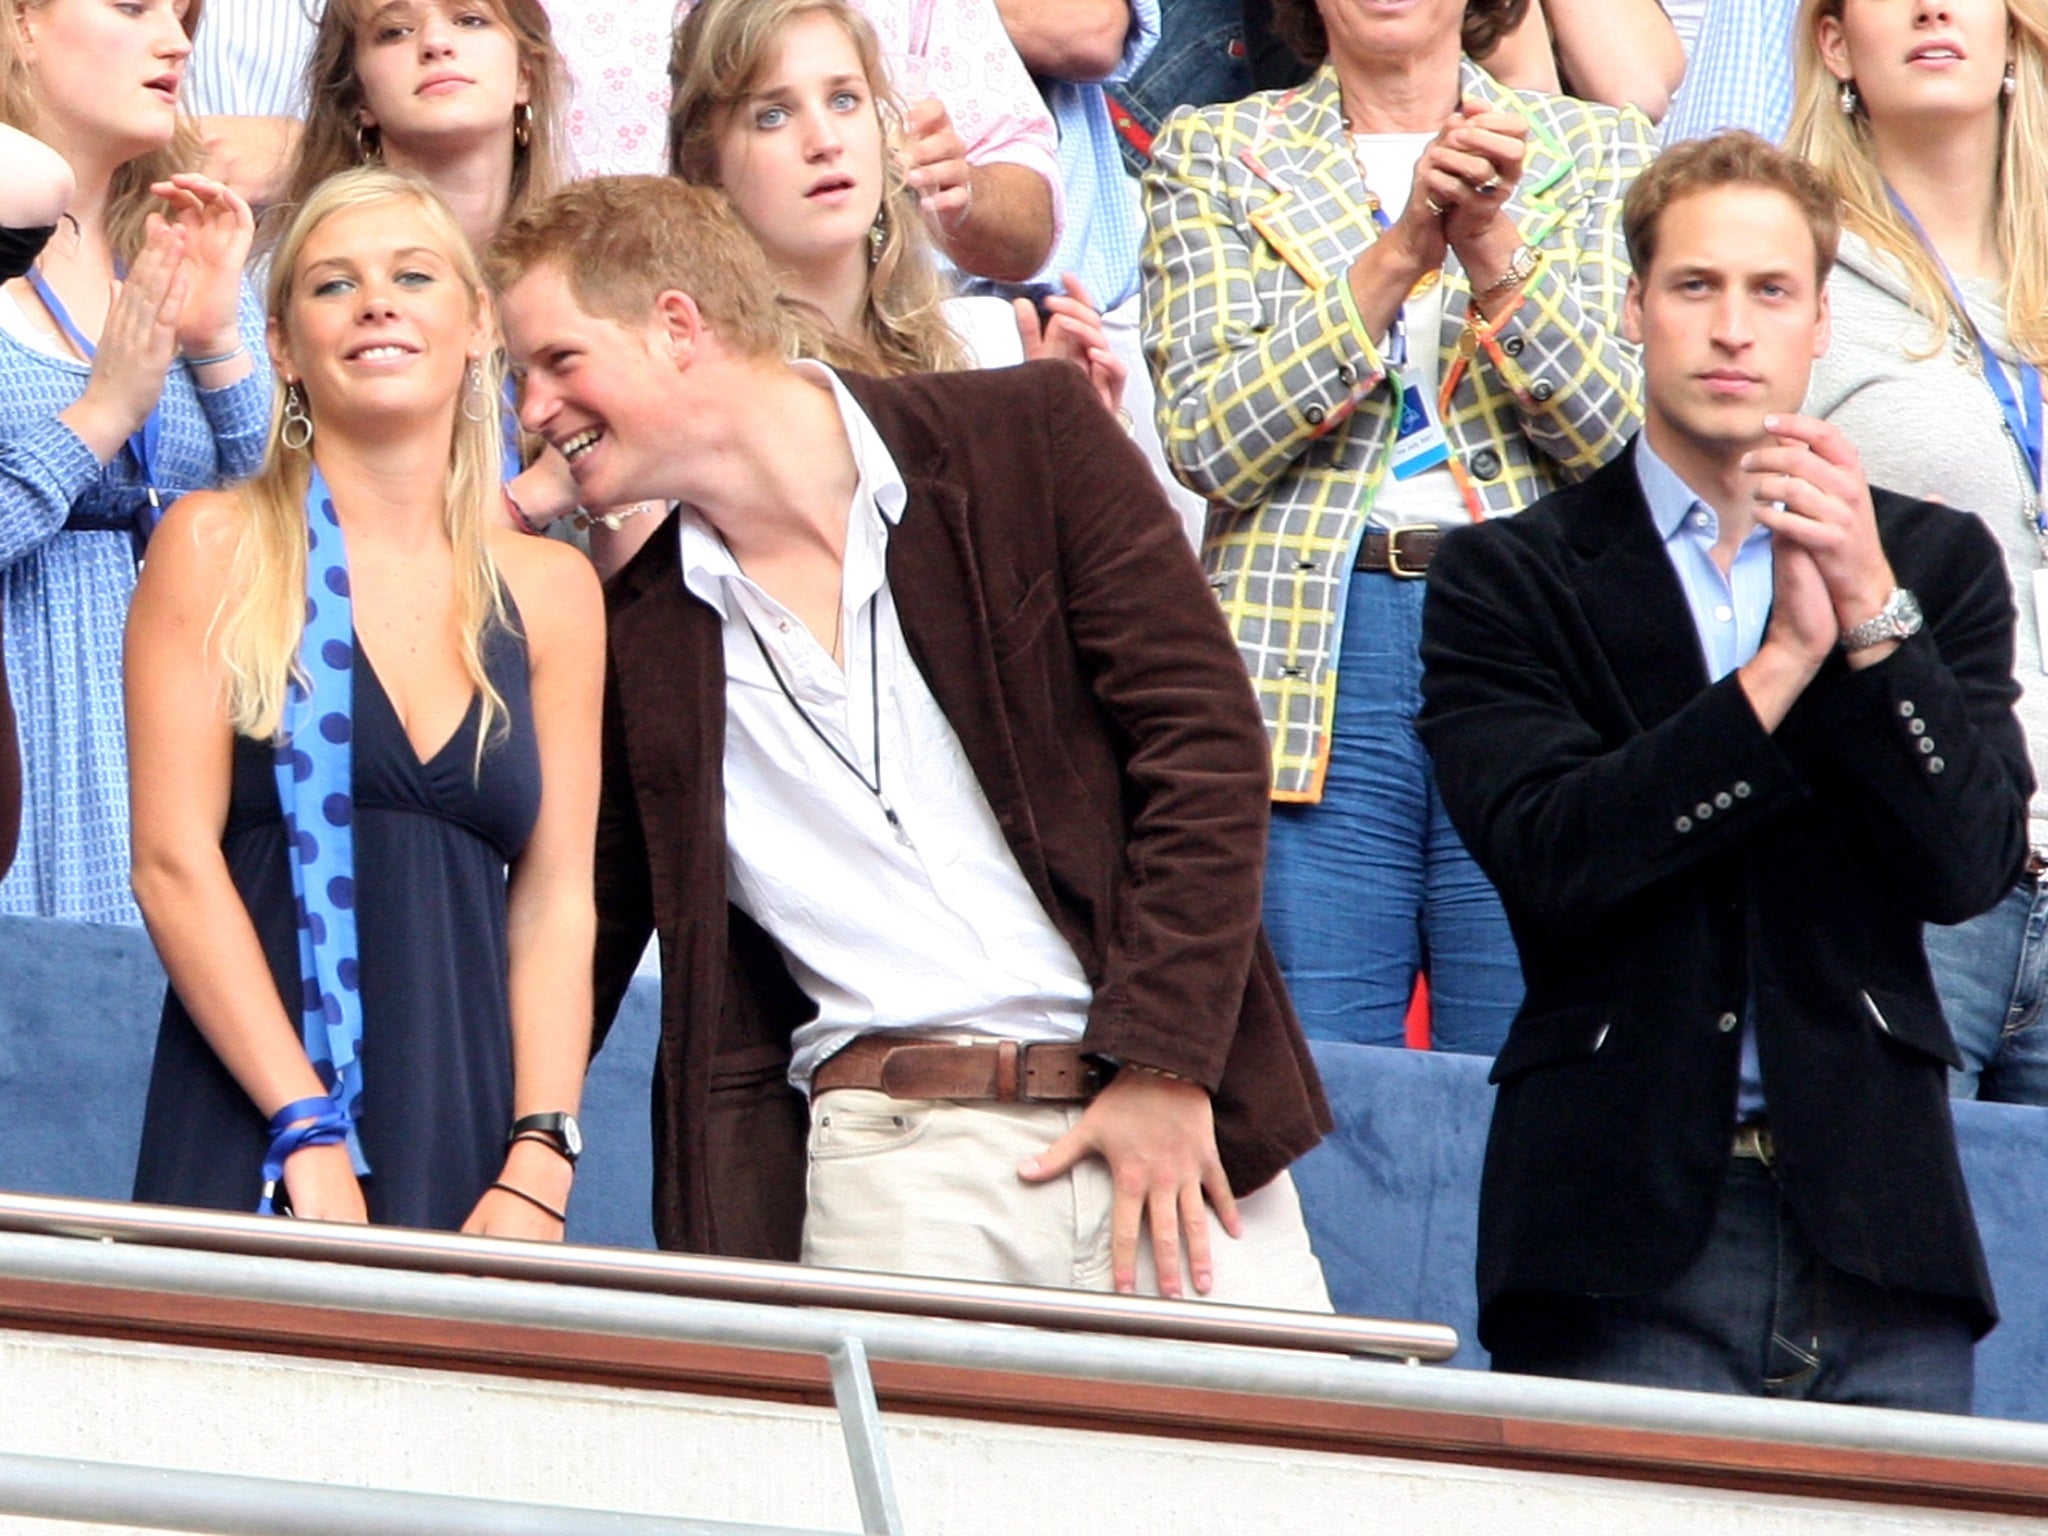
[133,610,540,1229]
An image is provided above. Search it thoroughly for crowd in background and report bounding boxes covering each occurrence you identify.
[0,0,2042,1412]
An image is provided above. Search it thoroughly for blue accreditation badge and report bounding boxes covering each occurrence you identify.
[1389,373,1450,480]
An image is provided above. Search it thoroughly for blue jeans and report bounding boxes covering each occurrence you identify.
[1925,875,2048,1104]
[1263,572,1522,1055]
[1487,1158,1978,1413]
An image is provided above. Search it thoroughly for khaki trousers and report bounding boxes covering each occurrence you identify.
[800,1088,1332,1311]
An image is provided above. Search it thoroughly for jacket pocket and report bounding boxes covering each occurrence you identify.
[1489,1005,1614,1085]
[1857,982,1964,1070]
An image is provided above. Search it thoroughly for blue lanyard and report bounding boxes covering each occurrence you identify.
[1885,188,2045,533]
[25,263,165,502]
[500,373,522,483]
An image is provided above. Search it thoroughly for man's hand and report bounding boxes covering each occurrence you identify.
[1738,522,1837,733]
[1018,1070,1241,1297]
[902,97,974,230]
[1744,413,1897,639]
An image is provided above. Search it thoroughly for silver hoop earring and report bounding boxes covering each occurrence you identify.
[281,382,314,451]
[461,360,493,423]
[1838,79,1859,115]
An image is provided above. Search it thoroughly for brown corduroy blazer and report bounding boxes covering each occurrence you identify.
[590,361,1331,1259]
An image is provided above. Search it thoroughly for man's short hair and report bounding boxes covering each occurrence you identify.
[485,175,791,358]
[1623,132,1841,286]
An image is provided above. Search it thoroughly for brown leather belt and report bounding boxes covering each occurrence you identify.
[1355,526,1447,577]
[811,1035,1107,1104]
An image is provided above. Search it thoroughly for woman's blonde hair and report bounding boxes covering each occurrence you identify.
[1788,0,2048,362]
[278,0,567,241]
[0,0,205,261]
[215,168,508,754]
[667,0,968,376]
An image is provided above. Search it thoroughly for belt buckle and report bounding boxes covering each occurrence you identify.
[1732,1122,1775,1165]
[1385,525,1433,579]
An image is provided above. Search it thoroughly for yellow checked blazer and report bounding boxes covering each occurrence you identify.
[1140,62,1651,801]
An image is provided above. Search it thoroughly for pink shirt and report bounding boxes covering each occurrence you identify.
[552,2,683,177]
[556,0,1062,235]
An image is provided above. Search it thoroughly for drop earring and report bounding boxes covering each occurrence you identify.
[867,204,888,266]
[460,359,493,423]
[1838,79,1859,115]
[281,382,314,451]
[2005,62,2018,98]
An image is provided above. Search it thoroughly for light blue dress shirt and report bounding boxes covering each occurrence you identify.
[1636,436,1775,1119]
[1030,0,1160,309]
[1659,0,1801,146]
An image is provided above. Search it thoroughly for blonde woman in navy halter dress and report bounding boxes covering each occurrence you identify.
[126,168,602,1234]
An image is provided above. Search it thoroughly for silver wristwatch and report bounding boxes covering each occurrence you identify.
[1840,588,1923,652]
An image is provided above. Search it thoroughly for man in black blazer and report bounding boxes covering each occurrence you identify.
[1417,133,2030,1410]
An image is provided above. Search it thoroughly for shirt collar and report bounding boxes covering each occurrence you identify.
[1634,432,1714,543]
[679,361,908,617]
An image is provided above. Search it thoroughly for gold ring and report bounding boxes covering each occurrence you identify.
[1424,196,1447,216]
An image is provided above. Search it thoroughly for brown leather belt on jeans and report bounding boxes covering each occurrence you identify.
[811,1035,1107,1104]
[1355,526,1446,577]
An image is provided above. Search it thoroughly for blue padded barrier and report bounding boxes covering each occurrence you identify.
[1291,1039,2048,1423]
[1,917,2043,1420]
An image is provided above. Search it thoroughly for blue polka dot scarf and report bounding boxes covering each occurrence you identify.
[272,465,370,1176]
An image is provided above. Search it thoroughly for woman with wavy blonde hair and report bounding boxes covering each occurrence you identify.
[126,168,602,1232]
[667,0,1121,385]
[1791,0,2048,1103]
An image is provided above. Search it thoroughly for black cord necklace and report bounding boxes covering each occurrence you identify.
[742,594,909,843]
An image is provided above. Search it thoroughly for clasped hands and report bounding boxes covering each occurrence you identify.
[1739,414,1901,728]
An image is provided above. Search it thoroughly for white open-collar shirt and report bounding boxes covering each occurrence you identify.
[678,365,1092,1090]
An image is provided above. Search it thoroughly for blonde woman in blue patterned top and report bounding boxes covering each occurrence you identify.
[1140,0,1648,1054]
[0,0,268,924]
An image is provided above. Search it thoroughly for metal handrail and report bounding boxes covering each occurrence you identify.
[0,1189,1458,1363]
[0,1451,841,1536]
[6,1221,2048,1472]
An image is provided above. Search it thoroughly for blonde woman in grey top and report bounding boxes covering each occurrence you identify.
[1791,0,2048,1100]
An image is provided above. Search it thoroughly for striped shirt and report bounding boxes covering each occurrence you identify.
[185,0,318,119]
[1659,0,1800,146]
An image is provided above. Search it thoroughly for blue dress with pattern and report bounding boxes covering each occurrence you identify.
[132,612,541,1228]
[0,283,269,924]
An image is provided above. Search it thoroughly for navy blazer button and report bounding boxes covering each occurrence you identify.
[1733,781,1752,798]
[1471,448,1503,479]
[1930,756,1947,774]
[1918,737,1936,754]
[1696,802,1713,819]
[1909,718,1927,735]
[1717,1012,1739,1032]
[1675,815,1693,833]
[1529,378,1555,402]
[1899,700,1916,717]
[1714,792,1733,809]
[1304,403,1326,425]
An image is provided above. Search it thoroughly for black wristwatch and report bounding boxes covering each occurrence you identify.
[509,1111,583,1165]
